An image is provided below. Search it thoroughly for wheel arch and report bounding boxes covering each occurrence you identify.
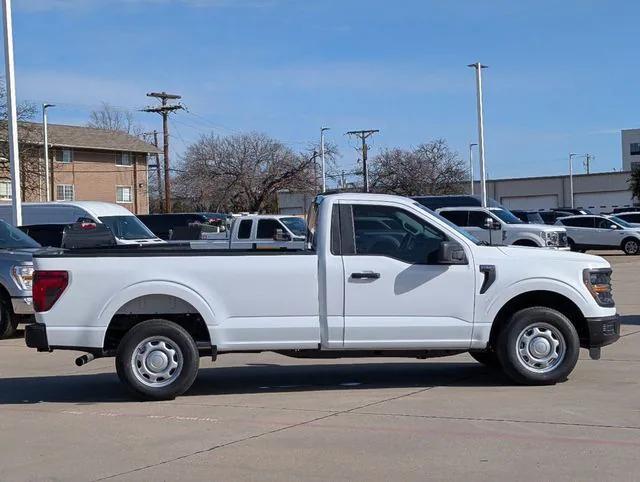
[512,239,539,247]
[98,281,218,351]
[487,290,588,349]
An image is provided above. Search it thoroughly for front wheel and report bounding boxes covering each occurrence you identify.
[469,350,501,369]
[115,319,199,400]
[497,307,579,385]
[622,238,640,255]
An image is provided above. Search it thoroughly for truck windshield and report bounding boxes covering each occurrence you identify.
[99,216,158,240]
[0,220,40,249]
[280,217,307,237]
[491,209,524,224]
[414,203,481,245]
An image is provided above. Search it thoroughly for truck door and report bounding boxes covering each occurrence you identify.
[233,219,254,249]
[339,201,475,349]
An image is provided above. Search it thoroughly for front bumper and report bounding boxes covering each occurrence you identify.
[582,315,620,348]
[11,296,34,315]
[25,323,50,352]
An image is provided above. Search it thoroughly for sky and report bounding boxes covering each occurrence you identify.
[3,0,640,186]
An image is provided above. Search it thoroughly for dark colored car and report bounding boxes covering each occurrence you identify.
[413,195,503,211]
[614,212,640,224]
[510,210,545,224]
[612,207,640,214]
[138,213,228,240]
[538,210,574,225]
[552,207,592,215]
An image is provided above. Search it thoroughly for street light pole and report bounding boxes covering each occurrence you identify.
[320,127,330,193]
[469,142,478,195]
[468,62,488,207]
[42,103,55,202]
[2,0,21,225]
[569,153,578,209]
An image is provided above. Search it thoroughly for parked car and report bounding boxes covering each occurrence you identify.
[26,193,619,400]
[435,206,568,248]
[138,213,228,240]
[538,210,574,225]
[552,208,592,215]
[0,202,163,246]
[412,195,503,210]
[612,211,640,226]
[555,215,640,255]
[612,207,640,214]
[510,210,545,224]
[0,220,42,338]
[197,215,306,250]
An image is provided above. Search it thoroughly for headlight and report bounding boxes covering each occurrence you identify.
[12,264,34,291]
[583,268,614,307]
[541,231,557,246]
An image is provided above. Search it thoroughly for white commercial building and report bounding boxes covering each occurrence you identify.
[622,128,640,171]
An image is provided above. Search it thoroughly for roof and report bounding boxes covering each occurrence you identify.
[10,201,137,217]
[0,121,159,154]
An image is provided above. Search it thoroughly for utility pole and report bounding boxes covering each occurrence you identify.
[142,92,183,213]
[346,129,379,192]
[469,142,478,195]
[2,0,21,225]
[468,62,489,207]
[42,103,55,202]
[144,130,163,213]
[320,127,330,193]
[584,153,593,174]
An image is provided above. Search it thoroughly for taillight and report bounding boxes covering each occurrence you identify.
[33,271,69,312]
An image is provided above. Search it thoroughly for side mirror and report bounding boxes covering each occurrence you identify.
[273,229,291,241]
[438,241,468,265]
[484,217,501,230]
[609,224,618,230]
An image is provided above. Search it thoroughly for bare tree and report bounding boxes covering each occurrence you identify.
[0,78,43,199]
[88,102,141,135]
[629,166,640,201]
[369,139,468,196]
[174,132,318,213]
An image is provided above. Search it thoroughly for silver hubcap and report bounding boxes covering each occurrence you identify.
[625,241,638,254]
[131,337,183,387]
[516,323,566,373]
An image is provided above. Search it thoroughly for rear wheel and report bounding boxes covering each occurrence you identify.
[622,238,639,255]
[115,319,199,400]
[497,307,579,385]
[0,296,18,339]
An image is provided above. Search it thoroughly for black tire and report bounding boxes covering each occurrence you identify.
[496,306,579,385]
[621,237,640,256]
[115,319,199,401]
[0,296,18,339]
[469,350,501,369]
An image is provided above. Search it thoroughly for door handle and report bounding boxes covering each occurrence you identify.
[351,271,381,280]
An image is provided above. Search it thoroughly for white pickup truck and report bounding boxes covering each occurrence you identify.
[26,193,620,400]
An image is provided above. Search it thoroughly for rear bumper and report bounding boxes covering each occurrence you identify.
[25,323,50,352]
[582,315,620,348]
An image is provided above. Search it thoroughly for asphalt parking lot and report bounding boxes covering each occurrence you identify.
[0,253,638,481]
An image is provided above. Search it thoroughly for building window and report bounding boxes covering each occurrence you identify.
[630,143,640,156]
[116,152,133,166]
[116,186,132,203]
[0,180,11,200]
[57,149,73,163]
[56,184,74,201]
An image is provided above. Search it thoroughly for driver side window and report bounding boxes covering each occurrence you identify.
[351,204,447,264]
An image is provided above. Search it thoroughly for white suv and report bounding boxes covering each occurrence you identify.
[437,207,568,248]
[555,215,640,255]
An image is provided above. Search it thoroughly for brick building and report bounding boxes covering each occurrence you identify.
[1,122,159,214]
